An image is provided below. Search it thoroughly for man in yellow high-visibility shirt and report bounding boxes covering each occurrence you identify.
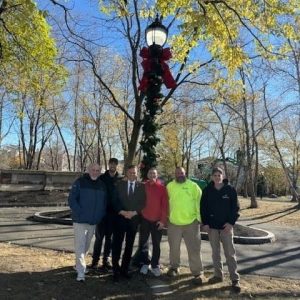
[166,166,205,285]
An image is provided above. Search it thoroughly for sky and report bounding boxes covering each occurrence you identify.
[1,0,299,162]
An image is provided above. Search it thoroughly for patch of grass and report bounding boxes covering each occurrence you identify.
[239,197,300,226]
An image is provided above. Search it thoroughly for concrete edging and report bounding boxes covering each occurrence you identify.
[33,210,72,225]
[33,210,275,245]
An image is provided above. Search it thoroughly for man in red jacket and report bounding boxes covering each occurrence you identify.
[139,167,168,277]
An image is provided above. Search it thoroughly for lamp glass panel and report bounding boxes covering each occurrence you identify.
[146,28,167,46]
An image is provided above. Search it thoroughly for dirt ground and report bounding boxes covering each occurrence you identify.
[239,197,300,227]
[1,198,300,299]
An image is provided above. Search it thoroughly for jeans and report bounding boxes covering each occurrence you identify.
[139,217,163,268]
[92,214,114,264]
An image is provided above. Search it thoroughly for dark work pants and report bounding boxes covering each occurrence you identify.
[139,218,162,268]
[92,214,114,264]
[112,215,139,274]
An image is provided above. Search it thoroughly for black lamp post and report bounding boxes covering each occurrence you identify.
[139,15,168,180]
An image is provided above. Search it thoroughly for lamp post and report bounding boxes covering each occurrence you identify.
[132,16,175,268]
[139,15,175,180]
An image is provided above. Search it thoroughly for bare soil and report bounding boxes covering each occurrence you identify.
[1,198,299,299]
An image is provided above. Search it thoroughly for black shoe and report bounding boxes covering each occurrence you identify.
[231,280,241,293]
[89,261,98,269]
[120,271,132,279]
[103,260,112,270]
[113,273,119,283]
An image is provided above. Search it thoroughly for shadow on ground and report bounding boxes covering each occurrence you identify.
[1,267,299,300]
[0,267,149,300]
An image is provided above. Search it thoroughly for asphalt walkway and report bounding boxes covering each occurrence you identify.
[0,207,299,280]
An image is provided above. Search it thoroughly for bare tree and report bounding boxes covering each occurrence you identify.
[263,86,300,207]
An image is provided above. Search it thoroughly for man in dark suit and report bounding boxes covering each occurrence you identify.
[111,165,146,281]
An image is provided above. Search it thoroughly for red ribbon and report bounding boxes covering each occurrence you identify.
[139,47,177,92]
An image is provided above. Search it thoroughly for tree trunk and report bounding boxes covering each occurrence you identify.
[125,120,142,169]
[263,87,300,209]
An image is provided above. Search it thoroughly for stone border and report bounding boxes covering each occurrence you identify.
[33,210,275,245]
[33,210,72,225]
[234,226,275,244]
[200,227,275,244]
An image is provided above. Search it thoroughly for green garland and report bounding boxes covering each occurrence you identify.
[140,65,163,180]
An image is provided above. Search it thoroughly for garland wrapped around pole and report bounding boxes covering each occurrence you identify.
[139,46,176,180]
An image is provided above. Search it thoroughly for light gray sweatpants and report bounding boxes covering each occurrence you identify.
[73,222,95,278]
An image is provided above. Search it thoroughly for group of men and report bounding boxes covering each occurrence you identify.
[68,159,241,293]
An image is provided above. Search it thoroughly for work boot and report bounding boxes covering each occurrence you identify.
[167,268,179,277]
[208,276,223,284]
[192,274,206,285]
[231,280,241,293]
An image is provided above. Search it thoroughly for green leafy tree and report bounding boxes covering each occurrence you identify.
[0,0,60,88]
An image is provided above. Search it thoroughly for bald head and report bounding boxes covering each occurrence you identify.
[88,163,101,180]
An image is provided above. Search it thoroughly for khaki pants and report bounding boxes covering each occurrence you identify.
[208,228,239,281]
[167,220,203,276]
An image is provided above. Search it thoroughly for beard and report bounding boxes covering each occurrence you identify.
[176,176,186,183]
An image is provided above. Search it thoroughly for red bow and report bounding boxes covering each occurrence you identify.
[139,47,177,92]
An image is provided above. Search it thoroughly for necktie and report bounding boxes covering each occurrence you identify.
[129,182,134,197]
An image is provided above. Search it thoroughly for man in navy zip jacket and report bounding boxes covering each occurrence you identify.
[200,167,241,292]
[68,163,107,282]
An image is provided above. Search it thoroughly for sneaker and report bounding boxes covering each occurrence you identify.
[208,276,223,284]
[167,268,179,277]
[76,275,85,282]
[140,264,149,275]
[150,267,161,277]
[231,280,241,293]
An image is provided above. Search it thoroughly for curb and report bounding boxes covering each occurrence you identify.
[200,227,276,244]
[234,226,275,244]
[33,210,275,245]
[33,210,72,225]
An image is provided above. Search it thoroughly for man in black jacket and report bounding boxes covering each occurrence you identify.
[90,158,122,270]
[200,167,241,292]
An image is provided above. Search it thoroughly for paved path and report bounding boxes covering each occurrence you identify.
[0,207,299,280]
